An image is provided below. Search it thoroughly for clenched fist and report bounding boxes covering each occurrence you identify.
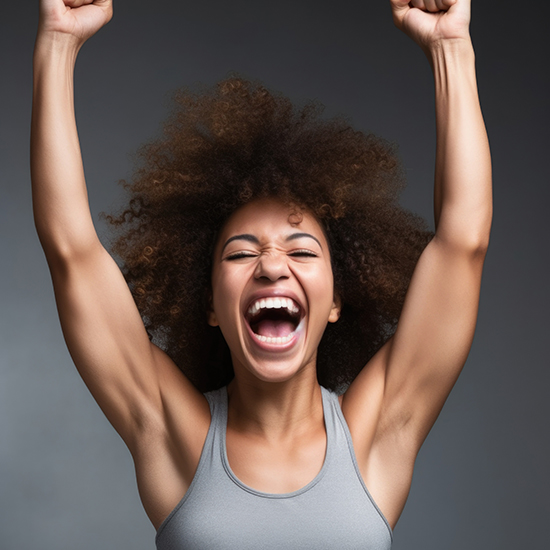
[390,0,471,52]
[38,0,113,46]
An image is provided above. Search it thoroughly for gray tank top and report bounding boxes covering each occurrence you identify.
[156,386,393,549]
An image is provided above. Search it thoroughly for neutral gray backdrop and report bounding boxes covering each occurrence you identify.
[1,1,549,549]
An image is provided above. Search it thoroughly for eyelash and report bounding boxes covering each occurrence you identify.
[290,250,318,257]
[225,252,256,260]
[225,250,318,261]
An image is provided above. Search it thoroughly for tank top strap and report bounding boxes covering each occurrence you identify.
[202,386,228,475]
[321,386,393,540]
[319,385,339,437]
[204,386,227,431]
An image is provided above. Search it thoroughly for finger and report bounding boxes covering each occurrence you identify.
[389,0,411,26]
[422,0,440,12]
[410,0,456,13]
[64,0,95,6]
[389,0,412,7]
[444,0,471,22]
[435,0,458,9]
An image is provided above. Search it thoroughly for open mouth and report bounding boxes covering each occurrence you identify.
[245,297,304,345]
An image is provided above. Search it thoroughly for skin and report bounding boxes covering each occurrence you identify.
[31,0,491,533]
[209,199,340,387]
[209,199,341,494]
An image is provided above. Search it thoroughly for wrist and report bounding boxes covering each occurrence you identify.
[33,34,80,91]
[428,38,479,108]
[426,37,475,67]
[34,31,82,61]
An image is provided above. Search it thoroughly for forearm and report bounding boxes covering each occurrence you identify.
[31,33,99,260]
[429,39,492,249]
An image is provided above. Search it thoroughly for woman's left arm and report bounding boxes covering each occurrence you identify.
[343,0,492,523]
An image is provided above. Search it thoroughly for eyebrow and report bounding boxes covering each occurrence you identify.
[221,232,323,253]
[221,234,260,252]
[285,232,323,249]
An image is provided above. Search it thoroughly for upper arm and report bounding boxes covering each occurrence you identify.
[342,237,488,527]
[381,236,487,441]
[47,241,203,449]
[346,236,487,447]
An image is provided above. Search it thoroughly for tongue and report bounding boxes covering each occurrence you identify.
[255,319,295,338]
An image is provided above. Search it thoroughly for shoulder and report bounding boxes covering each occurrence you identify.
[131,345,213,528]
[132,344,211,457]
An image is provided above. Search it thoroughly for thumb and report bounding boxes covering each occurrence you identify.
[389,0,411,27]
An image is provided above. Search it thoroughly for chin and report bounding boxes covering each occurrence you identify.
[237,351,317,386]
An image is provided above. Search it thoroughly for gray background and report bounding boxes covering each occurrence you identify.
[1,1,549,549]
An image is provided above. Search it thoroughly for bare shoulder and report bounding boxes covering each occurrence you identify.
[132,344,212,529]
[340,342,389,449]
[144,343,211,450]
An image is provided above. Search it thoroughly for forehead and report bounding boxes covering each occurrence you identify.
[216,198,326,246]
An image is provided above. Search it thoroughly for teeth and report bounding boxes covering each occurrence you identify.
[247,297,301,317]
[254,332,295,345]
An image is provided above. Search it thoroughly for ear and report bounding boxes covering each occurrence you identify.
[206,292,219,327]
[207,311,219,327]
[328,293,341,323]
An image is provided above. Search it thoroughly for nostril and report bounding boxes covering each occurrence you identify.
[254,257,291,280]
[255,272,290,281]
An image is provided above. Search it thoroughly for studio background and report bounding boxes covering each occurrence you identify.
[1,1,548,549]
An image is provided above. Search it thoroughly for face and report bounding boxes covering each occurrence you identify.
[209,198,340,385]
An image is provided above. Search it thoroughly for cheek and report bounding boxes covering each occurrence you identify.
[211,266,249,319]
[301,262,334,292]
[306,263,335,312]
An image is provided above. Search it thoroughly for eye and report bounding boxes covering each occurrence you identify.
[225,252,258,261]
[289,249,318,258]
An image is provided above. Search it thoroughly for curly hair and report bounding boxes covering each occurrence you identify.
[104,76,433,393]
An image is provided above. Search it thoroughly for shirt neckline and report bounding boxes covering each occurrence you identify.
[220,385,333,499]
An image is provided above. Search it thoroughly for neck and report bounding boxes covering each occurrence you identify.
[226,369,324,440]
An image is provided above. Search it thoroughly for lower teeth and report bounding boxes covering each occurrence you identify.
[254,332,295,344]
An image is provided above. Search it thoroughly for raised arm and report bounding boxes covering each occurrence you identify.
[31,0,208,456]
[32,0,113,257]
[342,0,492,527]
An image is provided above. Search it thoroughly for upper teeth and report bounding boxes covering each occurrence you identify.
[247,297,300,317]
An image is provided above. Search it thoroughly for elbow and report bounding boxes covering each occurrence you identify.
[467,223,492,256]
[472,212,493,255]
[435,224,492,257]
[36,227,103,269]
[475,230,491,256]
[435,207,492,255]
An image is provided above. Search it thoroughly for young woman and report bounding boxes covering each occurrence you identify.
[31,0,492,548]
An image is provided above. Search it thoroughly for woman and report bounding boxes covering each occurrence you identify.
[31,0,492,548]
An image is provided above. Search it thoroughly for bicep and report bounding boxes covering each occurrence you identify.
[381,236,487,441]
[346,236,487,449]
[48,242,167,444]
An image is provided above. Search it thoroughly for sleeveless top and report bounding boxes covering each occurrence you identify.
[155,386,393,550]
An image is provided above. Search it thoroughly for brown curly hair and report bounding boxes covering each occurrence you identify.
[104,76,433,393]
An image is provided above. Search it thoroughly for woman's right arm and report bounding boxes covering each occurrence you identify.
[31,0,209,455]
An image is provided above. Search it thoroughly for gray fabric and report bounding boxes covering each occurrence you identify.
[156,386,392,549]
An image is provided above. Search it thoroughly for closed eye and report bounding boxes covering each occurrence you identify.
[225,252,258,260]
[225,250,318,261]
[289,250,318,257]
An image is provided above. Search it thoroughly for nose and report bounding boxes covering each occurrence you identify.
[254,252,291,281]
